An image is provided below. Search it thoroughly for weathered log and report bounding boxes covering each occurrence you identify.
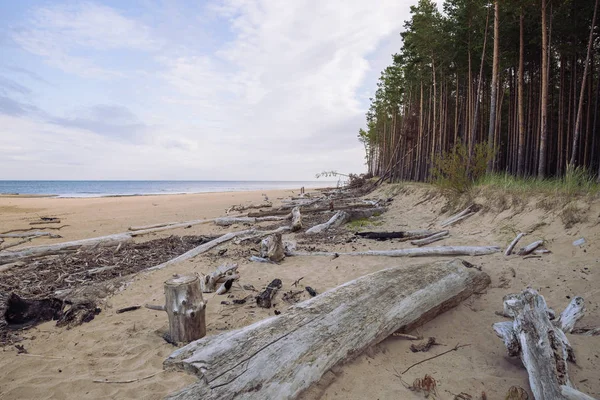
[226,202,272,213]
[0,233,133,265]
[571,326,600,336]
[355,230,436,241]
[146,229,254,272]
[305,211,349,234]
[291,207,302,232]
[163,259,491,400]
[411,231,449,246]
[256,278,282,308]
[561,386,598,400]
[164,275,207,344]
[440,204,479,227]
[247,203,375,218]
[290,245,501,258]
[260,233,285,262]
[493,289,590,400]
[128,222,172,231]
[215,216,289,227]
[517,240,544,256]
[200,263,239,293]
[442,212,476,227]
[505,233,526,256]
[130,219,216,236]
[0,231,61,239]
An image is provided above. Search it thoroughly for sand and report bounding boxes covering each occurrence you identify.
[0,185,599,400]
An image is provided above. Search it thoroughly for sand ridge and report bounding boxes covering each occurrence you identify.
[0,185,599,399]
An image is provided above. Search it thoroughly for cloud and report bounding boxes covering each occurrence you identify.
[0,96,39,116]
[11,2,162,77]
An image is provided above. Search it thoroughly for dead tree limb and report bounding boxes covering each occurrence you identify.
[305,211,349,234]
[440,205,479,227]
[505,233,526,256]
[0,231,61,239]
[493,288,591,400]
[411,231,449,247]
[517,240,544,256]
[200,264,239,293]
[163,259,490,400]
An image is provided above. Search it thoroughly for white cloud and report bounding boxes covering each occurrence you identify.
[12,2,161,77]
[2,0,412,179]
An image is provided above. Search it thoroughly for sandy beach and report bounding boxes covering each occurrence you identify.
[0,185,599,400]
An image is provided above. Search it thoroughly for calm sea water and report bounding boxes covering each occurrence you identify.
[0,181,334,198]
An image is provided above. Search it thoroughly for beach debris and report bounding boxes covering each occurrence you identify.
[571,326,600,336]
[282,290,304,304]
[162,275,206,345]
[200,263,239,293]
[260,233,285,262]
[292,277,304,287]
[163,259,490,400]
[402,343,471,374]
[440,204,480,227]
[516,240,544,256]
[505,233,526,256]
[505,386,529,400]
[408,374,437,397]
[30,217,61,225]
[256,279,282,309]
[232,298,247,305]
[291,207,303,232]
[247,203,377,218]
[216,279,234,295]
[14,344,28,354]
[93,371,164,384]
[225,202,272,214]
[215,216,288,227]
[305,211,350,234]
[0,231,61,239]
[356,230,437,241]
[305,286,317,297]
[410,337,439,352]
[391,332,423,340]
[493,289,592,399]
[572,238,586,247]
[411,231,449,246]
[145,304,165,311]
[288,246,501,258]
[283,241,297,256]
[116,306,141,314]
[242,284,257,292]
[248,255,275,264]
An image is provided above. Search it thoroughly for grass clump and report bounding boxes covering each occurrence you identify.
[431,142,494,195]
[347,218,382,231]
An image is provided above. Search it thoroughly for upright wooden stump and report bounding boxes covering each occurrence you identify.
[164,275,206,345]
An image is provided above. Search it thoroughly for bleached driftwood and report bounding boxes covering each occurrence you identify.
[164,259,491,400]
[505,233,526,256]
[556,296,586,333]
[291,207,302,232]
[290,245,501,258]
[226,202,272,213]
[128,222,171,231]
[215,216,289,227]
[146,229,255,272]
[305,211,349,234]
[442,212,475,227]
[440,204,479,227]
[234,226,291,244]
[130,219,216,236]
[0,233,133,265]
[248,203,375,218]
[279,198,322,209]
[164,275,206,344]
[200,263,239,293]
[260,233,285,262]
[561,386,597,400]
[410,231,449,246]
[493,288,591,400]
[517,240,544,256]
[0,231,61,239]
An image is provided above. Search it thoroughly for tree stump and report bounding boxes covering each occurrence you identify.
[164,275,207,344]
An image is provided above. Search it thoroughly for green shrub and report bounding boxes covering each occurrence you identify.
[431,142,494,194]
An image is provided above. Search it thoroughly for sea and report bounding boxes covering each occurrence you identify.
[0,180,337,198]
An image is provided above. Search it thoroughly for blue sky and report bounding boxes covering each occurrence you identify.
[0,0,415,180]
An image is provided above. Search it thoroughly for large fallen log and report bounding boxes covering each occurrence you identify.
[305,211,349,234]
[493,289,593,400]
[355,230,437,241]
[290,245,501,258]
[164,259,491,400]
[146,229,255,272]
[0,233,133,266]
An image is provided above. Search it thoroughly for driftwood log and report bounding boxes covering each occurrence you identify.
[256,278,282,308]
[411,231,449,246]
[291,207,302,232]
[305,211,349,234]
[164,275,207,344]
[0,231,61,239]
[505,233,526,256]
[493,289,593,400]
[200,263,239,293]
[517,240,544,256]
[260,233,285,262]
[247,203,376,218]
[215,216,288,227]
[163,259,490,400]
[290,245,501,258]
[440,204,479,227]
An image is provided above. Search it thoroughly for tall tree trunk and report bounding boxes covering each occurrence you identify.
[569,0,599,168]
[487,0,500,173]
[538,0,549,178]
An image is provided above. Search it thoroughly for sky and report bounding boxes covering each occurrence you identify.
[0,0,417,180]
